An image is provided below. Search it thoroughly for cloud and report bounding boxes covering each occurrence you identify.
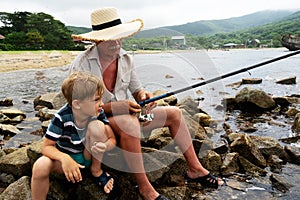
[0,0,300,28]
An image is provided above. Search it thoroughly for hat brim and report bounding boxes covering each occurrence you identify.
[72,19,143,42]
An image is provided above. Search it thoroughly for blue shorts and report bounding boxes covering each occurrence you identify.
[69,153,91,168]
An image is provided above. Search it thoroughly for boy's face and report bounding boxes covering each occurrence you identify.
[78,91,103,117]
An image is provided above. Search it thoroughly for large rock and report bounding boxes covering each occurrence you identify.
[235,87,276,110]
[0,176,32,200]
[0,147,31,177]
[250,135,288,161]
[230,134,267,168]
[34,92,66,110]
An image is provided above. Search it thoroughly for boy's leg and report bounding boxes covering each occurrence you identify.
[84,120,115,194]
[31,156,63,200]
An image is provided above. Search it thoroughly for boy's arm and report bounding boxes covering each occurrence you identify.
[42,137,85,183]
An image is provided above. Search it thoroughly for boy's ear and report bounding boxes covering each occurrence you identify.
[72,100,81,109]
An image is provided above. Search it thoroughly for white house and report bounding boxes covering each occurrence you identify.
[171,36,186,45]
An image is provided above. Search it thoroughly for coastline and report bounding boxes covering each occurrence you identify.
[0,51,81,72]
[0,48,288,72]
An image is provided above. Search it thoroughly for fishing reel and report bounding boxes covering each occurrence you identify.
[138,112,154,122]
[137,106,154,123]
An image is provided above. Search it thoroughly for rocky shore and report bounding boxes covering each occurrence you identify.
[0,77,300,199]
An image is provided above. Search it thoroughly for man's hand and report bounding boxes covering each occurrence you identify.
[110,100,141,115]
[138,90,156,112]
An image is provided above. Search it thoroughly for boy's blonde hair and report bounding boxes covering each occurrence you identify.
[62,71,103,105]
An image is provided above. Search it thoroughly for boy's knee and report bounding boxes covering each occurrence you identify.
[32,156,52,176]
[87,120,105,136]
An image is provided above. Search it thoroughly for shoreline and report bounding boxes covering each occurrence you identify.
[0,51,81,72]
[0,48,288,72]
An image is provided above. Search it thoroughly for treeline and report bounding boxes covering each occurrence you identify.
[1,11,299,51]
[0,12,83,51]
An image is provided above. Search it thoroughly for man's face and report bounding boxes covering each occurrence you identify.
[98,39,122,56]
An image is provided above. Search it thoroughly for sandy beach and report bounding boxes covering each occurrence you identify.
[0,51,81,72]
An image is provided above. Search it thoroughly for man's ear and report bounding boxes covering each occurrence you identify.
[72,100,81,109]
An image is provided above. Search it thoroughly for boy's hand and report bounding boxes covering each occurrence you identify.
[91,142,107,154]
[61,154,85,183]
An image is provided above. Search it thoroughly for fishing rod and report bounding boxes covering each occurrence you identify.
[138,50,300,107]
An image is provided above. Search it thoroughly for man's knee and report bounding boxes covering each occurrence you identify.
[110,114,141,137]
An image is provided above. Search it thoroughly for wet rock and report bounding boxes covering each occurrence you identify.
[0,124,21,136]
[151,90,178,106]
[0,108,26,120]
[275,76,296,85]
[239,156,267,177]
[0,113,11,124]
[0,98,13,107]
[202,150,222,175]
[279,135,300,144]
[36,107,57,121]
[193,113,211,127]
[212,139,228,154]
[267,155,283,173]
[284,145,300,164]
[241,78,262,84]
[165,74,174,79]
[250,135,288,161]
[178,96,205,116]
[221,152,240,176]
[230,134,267,168]
[292,113,300,134]
[285,107,299,117]
[222,96,237,110]
[270,173,293,193]
[238,121,258,133]
[235,87,276,110]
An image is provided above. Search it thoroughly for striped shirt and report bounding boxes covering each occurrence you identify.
[45,104,94,154]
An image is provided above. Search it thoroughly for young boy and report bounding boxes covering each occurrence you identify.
[31,71,116,199]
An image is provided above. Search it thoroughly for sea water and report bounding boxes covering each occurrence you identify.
[0,48,300,199]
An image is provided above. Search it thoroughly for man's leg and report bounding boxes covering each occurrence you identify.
[108,114,160,200]
[144,106,224,185]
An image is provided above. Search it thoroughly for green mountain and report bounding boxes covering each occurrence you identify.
[67,10,296,37]
[134,10,297,38]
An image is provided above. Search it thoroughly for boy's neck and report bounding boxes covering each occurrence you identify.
[72,109,88,129]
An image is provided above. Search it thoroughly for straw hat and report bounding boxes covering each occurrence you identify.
[72,7,144,42]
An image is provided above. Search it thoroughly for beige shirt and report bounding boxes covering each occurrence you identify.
[69,46,142,103]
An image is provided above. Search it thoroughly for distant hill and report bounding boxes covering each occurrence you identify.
[135,10,297,38]
[235,10,300,38]
[67,26,91,35]
[67,10,299,39]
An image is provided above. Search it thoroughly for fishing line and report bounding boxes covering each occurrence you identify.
[139,50,300,106]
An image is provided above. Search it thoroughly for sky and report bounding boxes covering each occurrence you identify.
[1,0,300,29]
